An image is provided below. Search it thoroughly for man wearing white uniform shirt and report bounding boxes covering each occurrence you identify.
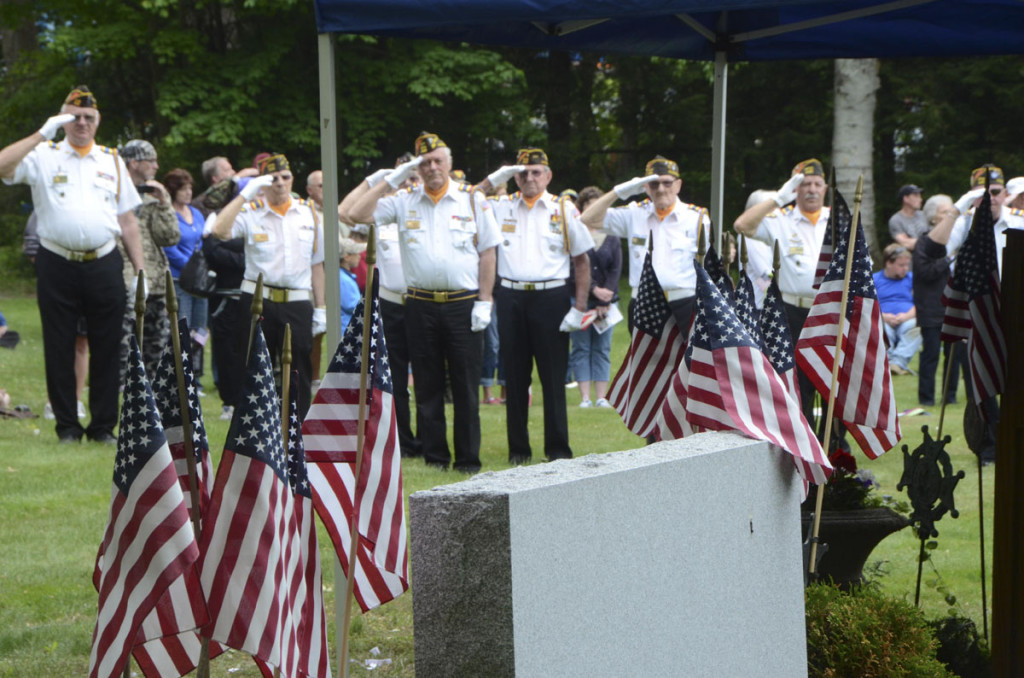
[581,155,710,332]
[734,158,831,419]
[212,152,326,419]
[0,85,145,443]
[479,148,593,464]
[349,132,499,473]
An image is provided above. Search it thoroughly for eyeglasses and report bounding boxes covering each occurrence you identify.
[518,169,546,178]
[272,174,293,182]
[72,114,97,124]
[651,180,677,189]
[990,188,1003,196]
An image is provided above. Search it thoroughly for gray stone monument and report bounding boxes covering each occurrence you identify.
[410,432,808,678]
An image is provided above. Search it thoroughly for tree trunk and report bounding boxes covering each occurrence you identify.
[1,1,38,71]
[832,58,880,259]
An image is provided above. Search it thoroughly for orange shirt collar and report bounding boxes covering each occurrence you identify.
[270,198,291,217]
[655,205,674,221]
[425,179,450,205]
[522,193,543,210]
[69,141,93,158]
[800,208,823,225]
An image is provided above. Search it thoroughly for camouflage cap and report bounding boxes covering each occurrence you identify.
[120,139,157,162]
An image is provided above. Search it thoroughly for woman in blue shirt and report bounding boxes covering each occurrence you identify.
[163,168,209,376]
[339,238,366,335]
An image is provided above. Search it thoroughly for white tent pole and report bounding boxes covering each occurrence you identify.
[316,31,345,678]
[710,50,727,252]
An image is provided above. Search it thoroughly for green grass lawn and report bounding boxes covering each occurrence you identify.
[0,291,992,676]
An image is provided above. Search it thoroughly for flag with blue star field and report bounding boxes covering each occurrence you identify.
[940,190,1006,408]
[303,277,408,612]
[255,372,332,678]
[198,323,301,669]
[90,336,206,678]
[703,241,734,299]
[760,276,799,401]
[608,249,686,438]
[796,188,901,459]
[813,206,836,290]
[733,268,764,350]
[683,266,831,485]
[151,317,212,519]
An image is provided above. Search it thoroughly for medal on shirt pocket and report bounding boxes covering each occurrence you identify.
[51,171,69,200]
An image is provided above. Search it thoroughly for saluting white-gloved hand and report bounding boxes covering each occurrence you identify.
[774,173,806,207]
[470,301,493,332]
[366,168,392,189]
[614,175,659,201]
[39,114,76,140]
[240,174,274,201]
[312,307,327,337]
[954,187,985,214]
[386,156,423,190]
[559,307,586,332]
[487,165,526,187]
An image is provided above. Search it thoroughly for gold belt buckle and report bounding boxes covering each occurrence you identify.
[67,251,86,262]
[433,290,447,303]
[269,288,287,303]
[523,282,535,291]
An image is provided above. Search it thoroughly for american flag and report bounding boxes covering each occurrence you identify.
[653,340,701,441]
[151,317,213,519]
[685,266,831,485]
[940,192,1006,407]
[796,189,901,459]
[704,243,734,298]
[608,250,686,438]
[760,277,799,401]
[734,272,764,350]
[197,323,298,668]
[302,278,409,612]
[254,374,332,678]
[90,336,206,678]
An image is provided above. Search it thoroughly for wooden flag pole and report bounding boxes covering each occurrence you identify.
[739,234,748,275]
[133,270,146,346]
[277,325,292,678]
[246,274,265,364]
[167,272,210,678]
[339,226,378,678]
[696,220,707,267]
[809,174,865,576]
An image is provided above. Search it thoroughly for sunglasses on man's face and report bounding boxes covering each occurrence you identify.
[71,114,97,124]
[989,188,1003,196]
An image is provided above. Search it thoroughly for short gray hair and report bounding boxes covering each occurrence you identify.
[201,156,228,185]
[923,194,952,225]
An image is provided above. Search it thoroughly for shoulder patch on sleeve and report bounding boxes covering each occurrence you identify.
[98,145,115,155]
[1011,207,1024,217]
[242,199,265,211]
[47,141,59,149]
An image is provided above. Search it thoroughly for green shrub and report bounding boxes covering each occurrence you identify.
[805,582,955,677]
[928,615,991,678]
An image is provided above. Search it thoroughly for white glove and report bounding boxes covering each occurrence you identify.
[386,156,423,190]
[614,175,659,201]
[39,114,76,140]
[240,174,274,201]
[365,168,391,189]
[487,165,526,187]
[955,187,985,214]
[312,307,327,336]
[470,301,493,332]
[559,307,585,332]
[774,173,805,207]
[129,274,149,300]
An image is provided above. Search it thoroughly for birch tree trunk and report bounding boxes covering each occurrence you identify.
[832,58,881,259]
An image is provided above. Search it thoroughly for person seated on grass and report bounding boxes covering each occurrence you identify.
[873,243,921,375]
[0,309,19,349]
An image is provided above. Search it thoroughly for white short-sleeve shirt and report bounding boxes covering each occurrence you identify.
[230,197,325,290]
[3,140,141,251]
[947,205,1024,279]
[751,205,831,298]
[603,198,710,293]
[374,180,500,291]
[375,221,406,294]
[489,191,594,281]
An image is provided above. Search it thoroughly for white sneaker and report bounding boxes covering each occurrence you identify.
[579,399,593,408]
[220,405,234,421]
[77,400,86,419]
[595,398,613,408]
[43,402,55,420]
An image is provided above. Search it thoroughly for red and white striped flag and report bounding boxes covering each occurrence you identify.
[197,323,301,668]
[940,191,1006,408]
[303,278,409,612]
[681,266,831,485]
[796,189,901,459]
[813,209,834,291]
[608,250,686,438]
[89,336,206,678]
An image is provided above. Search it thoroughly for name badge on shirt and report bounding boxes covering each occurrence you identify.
[631,236,647,247]
[406,220,421,230]
[52,172,68,185]
[789,246,804,255]
[501,220,516,233]
[254,233,270,243]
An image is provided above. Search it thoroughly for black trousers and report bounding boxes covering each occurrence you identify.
[498,286,572,462]
[783,302,819,428]
[404,297,482,472]
[626,295,696,335]
[241,294,313,420]
[918,326,942,404]
[381,298,421,457]
[36,247,125,440]
[210,295,246,409]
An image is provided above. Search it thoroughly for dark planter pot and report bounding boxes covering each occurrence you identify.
[802,507,910,589]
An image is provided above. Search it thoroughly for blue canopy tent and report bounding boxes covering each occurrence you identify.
[309,2,1024,673]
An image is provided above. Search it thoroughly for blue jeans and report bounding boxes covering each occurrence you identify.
[569,324,613,383]
[884,317,921,370]
[174,281,208,333]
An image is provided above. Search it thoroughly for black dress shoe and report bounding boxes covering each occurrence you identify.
[87,433,117,445]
